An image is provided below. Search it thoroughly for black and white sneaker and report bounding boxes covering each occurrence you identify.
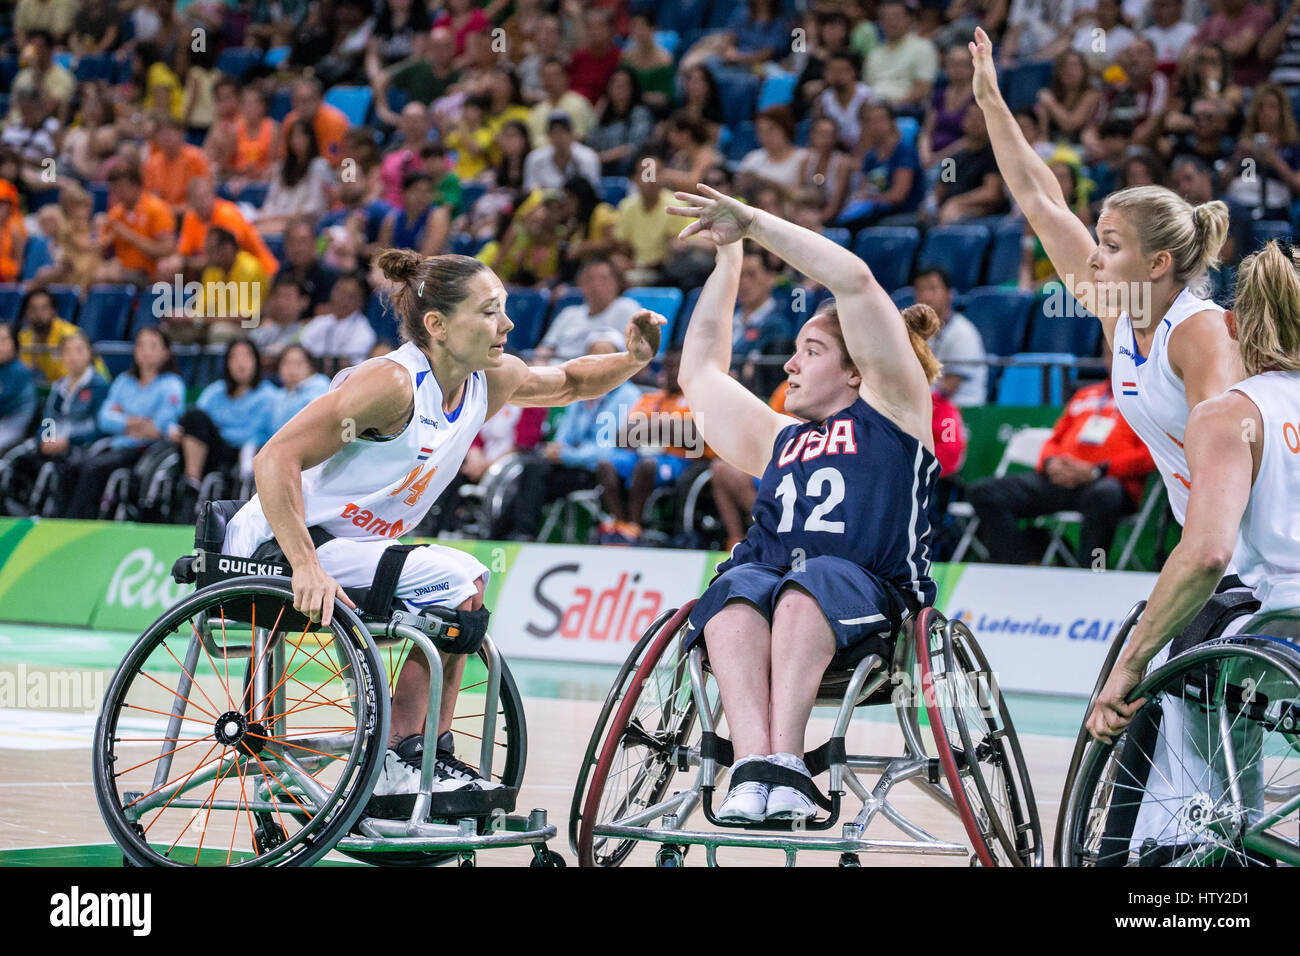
[394,732,504,790]
[373,746,475,798]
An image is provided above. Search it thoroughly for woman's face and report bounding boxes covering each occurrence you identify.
[1087,208,1150,286]
[1124,159,1155,187]
[1051,162,1076,202]
[289,124,312,159]
[1256,92,1283,134]
[434,271,514,371]
[227,343,257,386]
[134,330,167,374]
[241,90,265,121]
[215,84,238,117]
[498,124,525,156]
[608,71,632,107]
[61,337,92,377]
[686,68,708,103]
[782,315,859,422]
[404,179,432,211]
[756,116,787,151]
[278,348,310,387]
[946,47,973,85]
[667,125,688,151]
[810,118,835,150]
[1061,53,1085,89]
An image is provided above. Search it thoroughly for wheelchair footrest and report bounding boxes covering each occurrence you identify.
[364,786,519,821]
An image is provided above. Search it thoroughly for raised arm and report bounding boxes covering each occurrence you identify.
[671,184,932,436]
[676,241,796,477]
[968,28,1114,340]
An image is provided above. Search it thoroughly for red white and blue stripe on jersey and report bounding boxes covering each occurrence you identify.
[1120,380,1139,397]
[417,446,433,461]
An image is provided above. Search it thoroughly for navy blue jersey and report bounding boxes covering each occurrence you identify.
[721,397,940,609]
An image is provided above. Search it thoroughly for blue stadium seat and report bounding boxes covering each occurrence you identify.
[706,0,734,28]
[46,285,82,324]
[625,286,684,353]
[0,56,17,90]
[549,289,584,322]
[20,234,53,281]
[897,116,919,149]
[890,286,916,310]
[74,53,115,82]
[367,292,400,345]
[237,182,269,208]
[983,217,1024,286]
[505,287,550,352]
[91,183,110,215]
[654,30,681,58]
[264,233,286,264]
[1001,61,1053,113]
[132,285,169,331]
[27,189,59,212]
[962,286,1034,357]
[270,90,293,122]
[1253,218,1291,251]
[599,176,629,207]
[916,224,992,292]
[996,353,1076,406]
[823,228,851,248]
[794,116,812,146]
[79,285,137,343]
[852,227,921,293]
[449,232,477,257]
[672,286,705,346]
[710,69,760,128]
[1026,286,1101,356]
[723,120,759,164]
[324,86,373,126]
[217,47,262,80]
[656,0,707,33]
[97,341,135,379]
[459,181,488,216]
[758,71,799,110]
[264,46,290,68]
[0,284,21,323]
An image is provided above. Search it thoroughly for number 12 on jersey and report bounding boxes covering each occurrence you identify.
[774,467,846,533]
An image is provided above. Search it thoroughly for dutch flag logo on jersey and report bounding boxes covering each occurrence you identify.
[417,446,433,461]
[1121,380,1139,396]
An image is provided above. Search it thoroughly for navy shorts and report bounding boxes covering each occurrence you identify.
[685,555,907,666]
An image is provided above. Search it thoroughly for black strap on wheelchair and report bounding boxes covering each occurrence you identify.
[803,738,847,777]
[362,544,419,620]
[1169,581,1260,658]
[729,761,835,813]
[700,731,734,768]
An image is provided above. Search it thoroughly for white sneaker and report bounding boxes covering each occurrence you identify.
[764,752,816,821]
[717,754,770,823]
[372,750,474,797]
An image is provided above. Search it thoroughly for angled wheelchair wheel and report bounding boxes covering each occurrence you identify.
[93,577,389,866]
[574,604,701,867]
[915,608,1042,866]
[1060,635,1300,867]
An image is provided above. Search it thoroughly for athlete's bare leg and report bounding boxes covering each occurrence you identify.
[768,585,835,756]
[389,576,485,746]
[703,601,772,759]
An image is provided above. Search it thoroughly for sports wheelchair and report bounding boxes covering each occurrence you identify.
[92,500,562,867]
[570,600,1043,867]
[1055,592,1300,867]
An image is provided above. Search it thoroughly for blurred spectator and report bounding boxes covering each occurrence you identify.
[484,67,534,141]
[737,106,808,195]
[0,180,25,283]
[658,112,724,192]
[529,58,597,146]
[1189,0,1273,88]
[967,345,1155,568]
[733,247,792,397]
[192,227,271,343]
[919,267,987,407]
[999,0,1074,67]
[586,66,656,178]
[168,178,280,283]
[60,81,116,182]
[0,324,38,454]
[258,345,330,445]
[837,101,925,228]
[501,0,548,68]
[64,326,184,518]
[505,337,641,539]
[798,116,855,223]
[621,10,676,115]
[372,27,461,108]
[814,49,876,152]
[1170,153,1253,266]
[865,1,939,114]
[4,88,61,191]
[675,65,725,145]
[597,347,705,545]
[461,120,531,239]
[931,386,968,478]
[926,106,1009,224]
[568,9,623,105]
[280,218,339,314]
[1165,43,1246,138]
[611,149,701,287]
[29,184,100,292]
[792,11,854,119]
[279,77,349,168]
[203,77,241,173]
[374,103,434,205]
[144,117,212,215]
[1167,98,1235,169]
[299,273,377,373]
[1037,49,1102,145]
[683,0,792,73]
[377,172,452,258]
[556,175,619,274]
[434,0,491,67]
[485,190,566,286]
[920,45,976,170]
[519,15,566,95]
[249,275,312,364]
[1072,0,1136,72]
[1263,0,1300,87]
[524,113,601,191]
[181,45,221,141]
[1222,82,1300,221]
[1022,148,1094,287]
[256,118,336,234]
[367,0,433,70]
[1118,146,1168,188]
[97,164,176,284]
[1146,0,1199,75]
[169,339,276,518]
[1096,39,1169,149]
[535,258,643,362]
[8,31,75,124]
[15,1,78,47]
[16,288,80,384]
[445,95,497,182]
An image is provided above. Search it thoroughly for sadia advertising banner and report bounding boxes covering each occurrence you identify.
[942,564,1159,696]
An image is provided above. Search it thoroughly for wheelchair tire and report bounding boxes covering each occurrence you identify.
[915,608,1041,866]
[93,577,389,867]
[1053,600,1144,864]
[1059,635,1300,867]
[574,603,700,867]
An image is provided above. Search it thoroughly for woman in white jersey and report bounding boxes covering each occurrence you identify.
[1089,240,1300,740]
[223,249,664,800]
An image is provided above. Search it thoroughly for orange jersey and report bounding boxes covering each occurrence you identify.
[629,390,713,459]
[143,145,211,208]
[107,191,175,274]
[280,104,349,167]
[234,116,275,176]
[177,198,279,277]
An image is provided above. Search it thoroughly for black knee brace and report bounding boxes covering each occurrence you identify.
[421,604,491,655]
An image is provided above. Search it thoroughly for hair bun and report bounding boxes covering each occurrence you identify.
[376,248,422,284]
[901,303,941,340]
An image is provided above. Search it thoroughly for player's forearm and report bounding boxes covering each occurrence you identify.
[746,207,875,296]
[562,351,645,401]
[252,444,320,568]
[1119,543,1228,672]
[680,244,741,383]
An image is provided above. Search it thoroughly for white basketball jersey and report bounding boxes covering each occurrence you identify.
[1111,287,1223,527]
[1227,371,1300,613]
[225,341,488,556]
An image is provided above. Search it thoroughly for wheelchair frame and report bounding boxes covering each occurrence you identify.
[1055,602,1300,867]
[572,602,1042,867]
[93,556,560,867]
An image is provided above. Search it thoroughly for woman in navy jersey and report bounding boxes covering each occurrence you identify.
[667,184,943,823]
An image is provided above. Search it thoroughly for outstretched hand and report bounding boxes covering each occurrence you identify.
[968,27,1002,108]
[667,184,756,246]
[625,309,666,363]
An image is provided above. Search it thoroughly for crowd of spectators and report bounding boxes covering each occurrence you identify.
[2,0,1281,563]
